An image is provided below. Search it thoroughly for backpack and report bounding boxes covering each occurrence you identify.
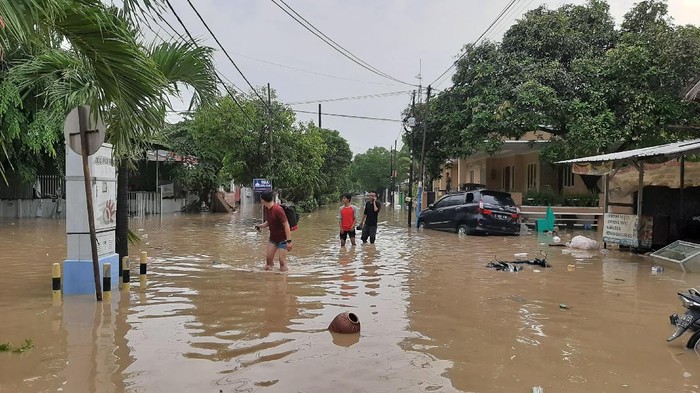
[281,204,299,231]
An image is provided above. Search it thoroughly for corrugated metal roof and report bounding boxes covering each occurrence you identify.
[556,139,700,164]
[683,76,700,101]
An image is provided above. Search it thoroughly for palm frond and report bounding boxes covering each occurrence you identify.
[148,40,218,110]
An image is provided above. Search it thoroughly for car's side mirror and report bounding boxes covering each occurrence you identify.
[428,203,434,209]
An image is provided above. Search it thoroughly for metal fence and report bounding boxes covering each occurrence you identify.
[0,174,64,199]
[38,175,65,198]
[128,192,161,216]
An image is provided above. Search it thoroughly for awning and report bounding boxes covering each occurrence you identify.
[556,139,700,165]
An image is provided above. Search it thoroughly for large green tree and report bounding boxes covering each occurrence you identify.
[350,147,393,195]
[0,0,218,262]
[424,0,700,173]
[167,92,354,210]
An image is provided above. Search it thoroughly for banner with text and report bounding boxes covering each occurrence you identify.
[603,213,638,247]
[572,161,613,176]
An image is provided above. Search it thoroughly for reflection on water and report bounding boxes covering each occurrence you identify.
[1,205,700,392]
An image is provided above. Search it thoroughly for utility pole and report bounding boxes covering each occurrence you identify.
[268,83,272,155]
[407,91,416,227]
[416,85,432,227]
[389,142,394,207]
[390,139,397,207]
[318,104,322,128]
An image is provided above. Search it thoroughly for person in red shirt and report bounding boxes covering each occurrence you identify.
[255,191,292,271]
[338,193,358,247]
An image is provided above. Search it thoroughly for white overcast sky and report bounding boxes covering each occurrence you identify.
[155,0,700,155]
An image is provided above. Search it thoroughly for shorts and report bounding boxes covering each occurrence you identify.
[269,239,288,249]
[339,230,356,241]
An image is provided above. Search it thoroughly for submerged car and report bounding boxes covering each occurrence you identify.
[418,190,520,235]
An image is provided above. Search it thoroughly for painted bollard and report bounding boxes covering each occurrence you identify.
[139,251,147,288]
[121,256,130,290]
[103,263,111,299]
[328,312,361,334]
[52,263,61,303]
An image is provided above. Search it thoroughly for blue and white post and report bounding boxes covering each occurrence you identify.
[63,144,120,295]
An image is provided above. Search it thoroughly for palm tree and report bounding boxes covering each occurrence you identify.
[1,0,218,260]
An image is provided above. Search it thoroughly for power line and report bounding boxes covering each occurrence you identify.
[287,91,411,105]
[222,51,403,87]
[183,0,272,111]
[163,0,256,125]
[268,0,416,87]
[430,0,520,87]
[485,0,536,42]
[292,110,401,123]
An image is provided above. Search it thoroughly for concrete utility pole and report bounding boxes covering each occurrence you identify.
[415,85,432,227]
[390,139,397,206]
[407,91,416,227]
[268,83,272,155]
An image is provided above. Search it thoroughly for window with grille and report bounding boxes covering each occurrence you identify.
[563,165,575,187]
[502,166,514,192]
[527,163,537,190]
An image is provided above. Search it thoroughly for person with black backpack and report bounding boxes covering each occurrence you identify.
[254,191,293,271]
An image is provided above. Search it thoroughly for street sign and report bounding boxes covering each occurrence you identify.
[253,178,272,192]
[64,106,106,156]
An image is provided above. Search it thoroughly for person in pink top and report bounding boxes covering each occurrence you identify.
[338,193,358,247]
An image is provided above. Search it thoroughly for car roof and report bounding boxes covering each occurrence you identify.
[479,190,514,197]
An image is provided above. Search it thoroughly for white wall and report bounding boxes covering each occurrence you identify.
[0,199,65,218]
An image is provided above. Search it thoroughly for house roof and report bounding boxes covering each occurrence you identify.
[464,139,548,161]
[682,76,700,101]
[556,139,700,165]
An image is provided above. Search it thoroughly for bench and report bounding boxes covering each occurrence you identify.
[520,210,603,229]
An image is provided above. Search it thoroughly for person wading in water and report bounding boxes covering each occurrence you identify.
[255,191,293,271]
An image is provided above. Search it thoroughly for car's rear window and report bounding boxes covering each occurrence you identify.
[481,192,515,207]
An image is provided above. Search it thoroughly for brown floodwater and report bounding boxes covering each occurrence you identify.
[1,204,699,392]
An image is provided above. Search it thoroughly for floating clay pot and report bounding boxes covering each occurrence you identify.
[328,312,361,334]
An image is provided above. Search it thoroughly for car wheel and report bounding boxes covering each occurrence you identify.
[457,224,469,236]
[686,330,700,349]
[418,221,426,229]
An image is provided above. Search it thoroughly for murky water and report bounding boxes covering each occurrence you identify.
[1,204,700,392]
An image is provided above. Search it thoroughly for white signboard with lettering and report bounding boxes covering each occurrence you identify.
[603,213,639,247]
[161,183,174,198]
[65,143,116,252]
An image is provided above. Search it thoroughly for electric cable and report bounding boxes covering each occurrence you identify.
[183,0,272,111]
[292,110,402,123]
[163,0,257,126]
[269,0,416,87]
[431,0,520,87]
[287,91,411,105]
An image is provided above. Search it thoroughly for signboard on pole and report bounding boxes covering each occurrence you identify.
[253,178,272,192]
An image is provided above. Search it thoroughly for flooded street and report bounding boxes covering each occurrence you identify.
[1,205,700,392]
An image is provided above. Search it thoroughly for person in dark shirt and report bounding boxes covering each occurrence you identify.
[255,191,292,271]
[359,191,381,244]
[445,172,452,192]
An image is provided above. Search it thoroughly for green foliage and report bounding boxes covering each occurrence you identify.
[350,147,392,194]
[0,339,33,353]
[423,0,700,172]
[166,93,353,208]
[0,0,218,184]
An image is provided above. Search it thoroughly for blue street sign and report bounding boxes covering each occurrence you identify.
[253,178,272,192]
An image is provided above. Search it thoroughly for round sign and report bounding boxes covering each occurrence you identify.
[64,106,106,156]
